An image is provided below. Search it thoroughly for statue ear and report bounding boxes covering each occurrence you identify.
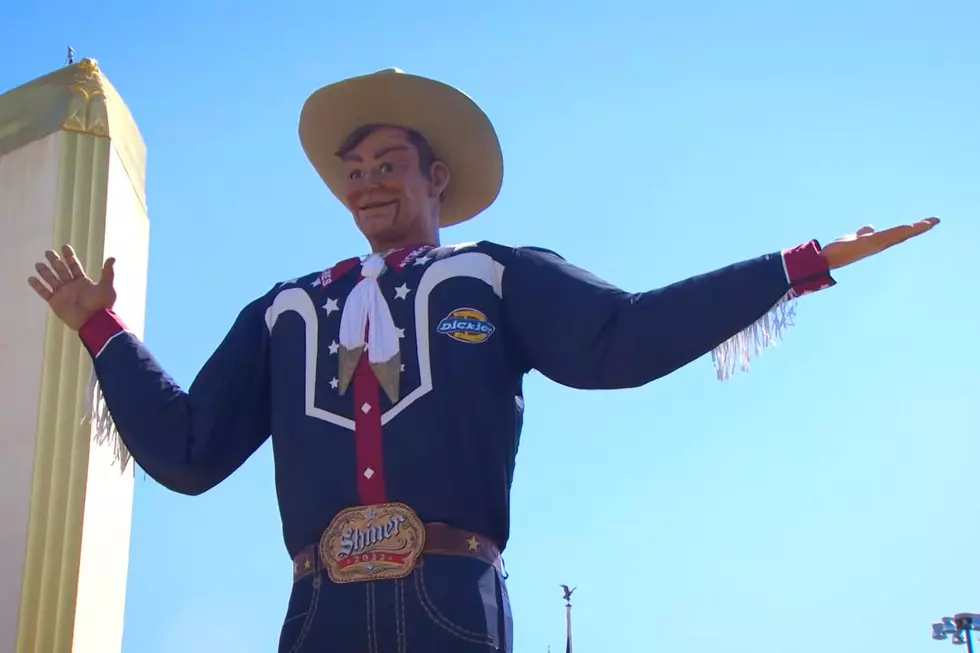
[429,161,450,198]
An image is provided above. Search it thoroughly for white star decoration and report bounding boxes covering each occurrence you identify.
[329,377,339,389]
[394,283,411,299]
[400,364,405,372]
[278,278,297,287]
[412,255,431,266]
[323,298,339,315]
[396,328,405,339]
[328,340,339,355]
[310,277,322,288]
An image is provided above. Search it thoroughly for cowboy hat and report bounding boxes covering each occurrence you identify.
[299,68,503,227]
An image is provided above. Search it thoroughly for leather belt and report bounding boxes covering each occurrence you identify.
[292,522,500,582]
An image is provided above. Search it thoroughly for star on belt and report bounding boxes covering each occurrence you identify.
[336,254,401,402]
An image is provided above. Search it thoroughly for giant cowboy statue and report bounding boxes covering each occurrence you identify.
[27,69,938,651]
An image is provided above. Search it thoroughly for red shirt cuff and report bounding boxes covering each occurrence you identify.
[78,309,128,356]
[782,239,836,297]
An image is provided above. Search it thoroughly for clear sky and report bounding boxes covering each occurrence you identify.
[3,1,978,651]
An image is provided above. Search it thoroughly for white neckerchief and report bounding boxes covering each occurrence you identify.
[337,254,399,363]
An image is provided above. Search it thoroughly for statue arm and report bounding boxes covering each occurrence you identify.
[500,242,834,389]
[79,294,273,495]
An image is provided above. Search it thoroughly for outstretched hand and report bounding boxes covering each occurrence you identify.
[27,245,117,331]
[822,217,939,270]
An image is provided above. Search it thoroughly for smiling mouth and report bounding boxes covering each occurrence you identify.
[358,200,398,211]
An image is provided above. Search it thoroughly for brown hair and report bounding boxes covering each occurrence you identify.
[335,124,438,179]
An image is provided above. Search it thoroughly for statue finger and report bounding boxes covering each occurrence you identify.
[61,244,85,278]
[873,223,923,250]
[35,262,61,290]
[27,276,53,300]
[45,249,74,283]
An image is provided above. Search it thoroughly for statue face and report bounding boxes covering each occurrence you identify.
[338,126,449,248]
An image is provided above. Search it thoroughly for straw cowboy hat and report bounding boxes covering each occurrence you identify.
[299,68,503,227]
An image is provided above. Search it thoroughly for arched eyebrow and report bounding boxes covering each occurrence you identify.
[340,145,411,163]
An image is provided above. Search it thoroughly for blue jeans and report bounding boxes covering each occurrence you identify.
[278,555,513,652]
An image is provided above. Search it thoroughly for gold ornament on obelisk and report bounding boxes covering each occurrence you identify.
[62,58,110,137]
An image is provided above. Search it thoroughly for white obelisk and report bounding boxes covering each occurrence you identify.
[0,58,149,653]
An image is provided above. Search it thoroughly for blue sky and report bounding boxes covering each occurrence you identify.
[4,1,978,651]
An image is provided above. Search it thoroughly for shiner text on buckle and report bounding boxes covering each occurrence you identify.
[318,502,426,584]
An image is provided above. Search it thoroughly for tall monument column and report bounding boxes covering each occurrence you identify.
[0,59,149,653]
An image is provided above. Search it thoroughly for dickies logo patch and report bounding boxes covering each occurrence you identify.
[437,308,495,344]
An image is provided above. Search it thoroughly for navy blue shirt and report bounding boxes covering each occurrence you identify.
[80,240,834,556]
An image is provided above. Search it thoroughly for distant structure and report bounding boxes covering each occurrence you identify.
[932,613,980,651]
[0,58,149,653]
[561,584,576,653]
[66,46,75,66]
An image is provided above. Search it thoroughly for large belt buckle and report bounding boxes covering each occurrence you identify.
[319,502,426,584]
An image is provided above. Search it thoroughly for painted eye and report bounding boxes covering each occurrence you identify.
[348,170,362,181]
[379,162,394,174]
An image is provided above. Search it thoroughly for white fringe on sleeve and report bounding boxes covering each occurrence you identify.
[85,370,132,472]
[711,292,796,381]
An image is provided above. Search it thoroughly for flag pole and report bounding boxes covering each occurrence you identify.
[561,585,576,653]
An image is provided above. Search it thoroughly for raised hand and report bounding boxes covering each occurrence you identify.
[822,217,940,270]
[27,245,117,331]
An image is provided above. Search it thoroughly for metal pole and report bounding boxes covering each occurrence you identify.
[561,585,576,653]
[959,614,977,653]
[565,602,573,653]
